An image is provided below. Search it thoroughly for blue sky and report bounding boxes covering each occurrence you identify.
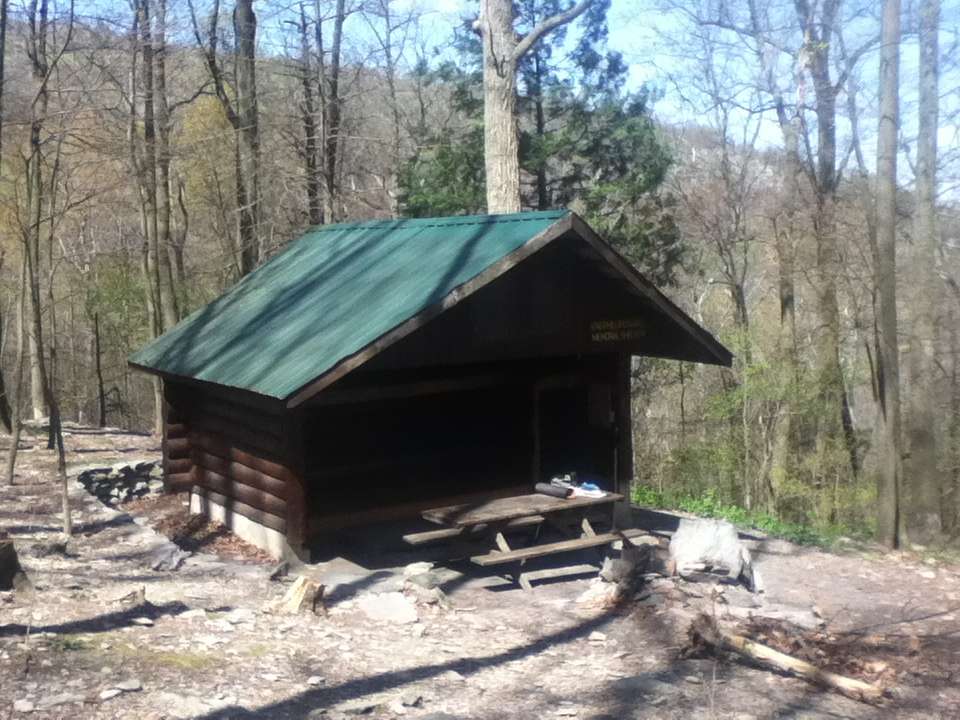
[386,0,959,193]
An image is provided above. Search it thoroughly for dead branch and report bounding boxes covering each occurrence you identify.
[689,614,887,704]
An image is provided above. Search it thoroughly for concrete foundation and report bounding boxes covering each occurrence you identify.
[190,491,300,561]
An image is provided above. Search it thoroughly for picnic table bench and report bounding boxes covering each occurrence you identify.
[412,492,645,590]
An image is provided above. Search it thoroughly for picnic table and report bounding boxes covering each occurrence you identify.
[410,491,644,590]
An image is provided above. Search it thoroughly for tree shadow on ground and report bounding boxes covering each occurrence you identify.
[193,607,622,719]
[0,600,188,638]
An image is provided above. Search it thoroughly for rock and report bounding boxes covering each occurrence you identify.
[154,692,210,719]
[99,689,122,701]
[400,692,422,707]
[269,561,290,581]
[178,608,208,620]
[306,675,323,686]
[576,579,618,607]
[588,631,607,642]
[225,608,256,625]
[0,540,32,593]
[341,700,383,715]
[149,545,191,572]
[37,693,84,708]
[13,699,34,713]
[357,592,418,625]
[668,518,760,591]
[131,616,154,626]
[115,678,142,692]
[403,561,434,577]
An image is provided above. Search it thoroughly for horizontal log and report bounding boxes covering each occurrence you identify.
[164,456,193,475]
[165,471,194,492]
[193,392,285,424]
[164,436,191,458]
[194,449,288,499]
[192,486,286,534]
[164,422,189,439]
[190,411,285,459]
[194,467,287,518]
[189,430,297,483]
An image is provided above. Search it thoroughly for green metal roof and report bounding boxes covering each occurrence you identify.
[130,210,570,401]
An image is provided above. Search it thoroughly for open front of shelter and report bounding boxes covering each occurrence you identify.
[130,210,732,560]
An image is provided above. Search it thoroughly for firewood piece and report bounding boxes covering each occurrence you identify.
[689,614,887,704]
[0,539,32,593]
[265,575,325,615]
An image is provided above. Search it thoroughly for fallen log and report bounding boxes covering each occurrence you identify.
[689,613,887,704]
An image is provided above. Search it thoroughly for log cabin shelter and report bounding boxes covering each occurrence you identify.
[129,210,732,560]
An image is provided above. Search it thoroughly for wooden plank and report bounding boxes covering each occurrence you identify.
[165,422,189,439]
[193,467,287,517]
[310,484,529,534]
[402,515,545,546]
[194,449,288,499]
[189,430,297,482]
[190,411,283,456]
[164,456,193,475]
[164,436,191,458]
[304,374,510,407]
[423,492,623,528]
[192,486,287,533]
[471,528,646,566]
[165,471,194,492]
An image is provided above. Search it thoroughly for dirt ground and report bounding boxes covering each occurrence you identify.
[2,424,960,720]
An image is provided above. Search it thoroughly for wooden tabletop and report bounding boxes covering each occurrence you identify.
[422,491,623,528]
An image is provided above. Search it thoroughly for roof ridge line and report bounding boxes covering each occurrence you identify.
[308,210,569,234]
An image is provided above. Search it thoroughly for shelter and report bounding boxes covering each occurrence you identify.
[130,210,732,559]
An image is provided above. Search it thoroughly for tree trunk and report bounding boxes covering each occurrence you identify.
[480,0,522,214]
[478,0,590,214]
[905,0,941,542]
[298,2,322,225]
[153,0,179,327]
[321,0,345,224]
[874,0,902,549]
[4,255,26,484]
[94,312,106,427]
[234,0,261,271]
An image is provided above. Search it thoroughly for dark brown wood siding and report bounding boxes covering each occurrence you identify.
[161,380,306,548]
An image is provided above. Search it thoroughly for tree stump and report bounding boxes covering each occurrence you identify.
[0,539,32,593]
[265,575,325,615]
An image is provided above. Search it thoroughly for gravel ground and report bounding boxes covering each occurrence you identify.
[2,424,960,720]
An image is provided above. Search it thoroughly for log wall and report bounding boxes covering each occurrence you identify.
[161,380,306,551]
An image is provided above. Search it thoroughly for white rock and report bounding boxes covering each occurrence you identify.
[115,678,142,692]
[357,592,418,625]
[306,676,323,686]
[131,616,154,626]
[588,631,607,642]
[99,689,122,701]
[13,699,34,713]
[669,518,759,591]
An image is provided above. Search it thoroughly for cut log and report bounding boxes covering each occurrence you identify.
[689,614,887,704]
[0,539,32,593]
[265,575,325,615]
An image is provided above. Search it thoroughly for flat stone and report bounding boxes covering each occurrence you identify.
[99,689,122,701]
[115,678,142,692]
[588,631,607,642]
[400,692,423,707]
[307,676,323,686]
[357,592,418,625]
[13,699,34,713]
[130,616,154,626]
[38,693,84,708]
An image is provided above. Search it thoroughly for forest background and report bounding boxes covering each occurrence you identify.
[0,0,957,549]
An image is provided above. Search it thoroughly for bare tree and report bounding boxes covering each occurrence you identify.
[874,0,902,548]
[474,0,591,213]
[905,0,941,542]
[189,0,262,275]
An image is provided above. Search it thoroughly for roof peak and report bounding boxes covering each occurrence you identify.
[309,209,570,234]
